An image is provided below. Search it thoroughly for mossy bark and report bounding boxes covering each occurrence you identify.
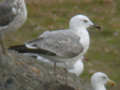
[0,48,85,90]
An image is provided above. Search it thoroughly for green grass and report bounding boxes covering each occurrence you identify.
[3,0,120,89]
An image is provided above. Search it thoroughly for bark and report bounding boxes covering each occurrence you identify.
[0,48,86,90]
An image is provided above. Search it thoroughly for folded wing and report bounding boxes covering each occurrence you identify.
[26,30,83,58]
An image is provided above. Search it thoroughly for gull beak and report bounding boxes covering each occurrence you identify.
[107,79,115,86]
[93,24,101,30]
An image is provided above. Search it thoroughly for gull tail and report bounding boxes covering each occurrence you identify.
[9,45,57,56]
[9,44,32,53]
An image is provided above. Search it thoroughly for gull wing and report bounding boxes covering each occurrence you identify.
[26,30,83,58]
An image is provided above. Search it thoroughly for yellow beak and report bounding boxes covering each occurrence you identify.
[107,80,115,86]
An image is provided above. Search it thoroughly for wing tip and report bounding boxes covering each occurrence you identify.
[25,43,37,49]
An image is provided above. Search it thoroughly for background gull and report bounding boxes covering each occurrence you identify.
[90,72,115,90]
[9,14,100,76]
[33,55,84,76]
[0,0,27,54]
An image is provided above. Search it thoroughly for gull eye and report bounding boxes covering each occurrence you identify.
[83,19,88,23]
[32,44,37,47]
[102,76,106,80]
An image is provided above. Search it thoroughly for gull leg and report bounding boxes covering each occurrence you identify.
[53,62,57,82]
[63,68,68,85]
[0,33,7,55]
[63,63,68,85]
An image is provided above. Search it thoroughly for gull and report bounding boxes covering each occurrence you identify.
[36,55,84,76]
[91,72,115,90]
[9,14,100,75]
[0,0,27,54]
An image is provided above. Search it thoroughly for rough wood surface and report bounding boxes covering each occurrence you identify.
[0,47,89,90]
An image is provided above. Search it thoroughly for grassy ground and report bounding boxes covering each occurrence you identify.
[4,0,120,89]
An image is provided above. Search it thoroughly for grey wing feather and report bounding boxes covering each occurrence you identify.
[27,30,83,58]
[0,2,16,26]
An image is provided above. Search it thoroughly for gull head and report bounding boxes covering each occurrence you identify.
[69,14,101,30]
[91,72,115,90]
[6,0,25,7]
[6,0,19,3]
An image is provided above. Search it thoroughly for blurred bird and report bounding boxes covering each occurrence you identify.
[0,0,27,54]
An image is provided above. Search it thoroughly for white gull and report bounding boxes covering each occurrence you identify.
[9,14,100,76]
[91,72,115,90]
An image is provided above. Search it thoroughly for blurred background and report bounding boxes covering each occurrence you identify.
[3,0,120,89]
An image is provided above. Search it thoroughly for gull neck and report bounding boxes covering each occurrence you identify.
[92,84,106,90]
[70,27,88,36]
